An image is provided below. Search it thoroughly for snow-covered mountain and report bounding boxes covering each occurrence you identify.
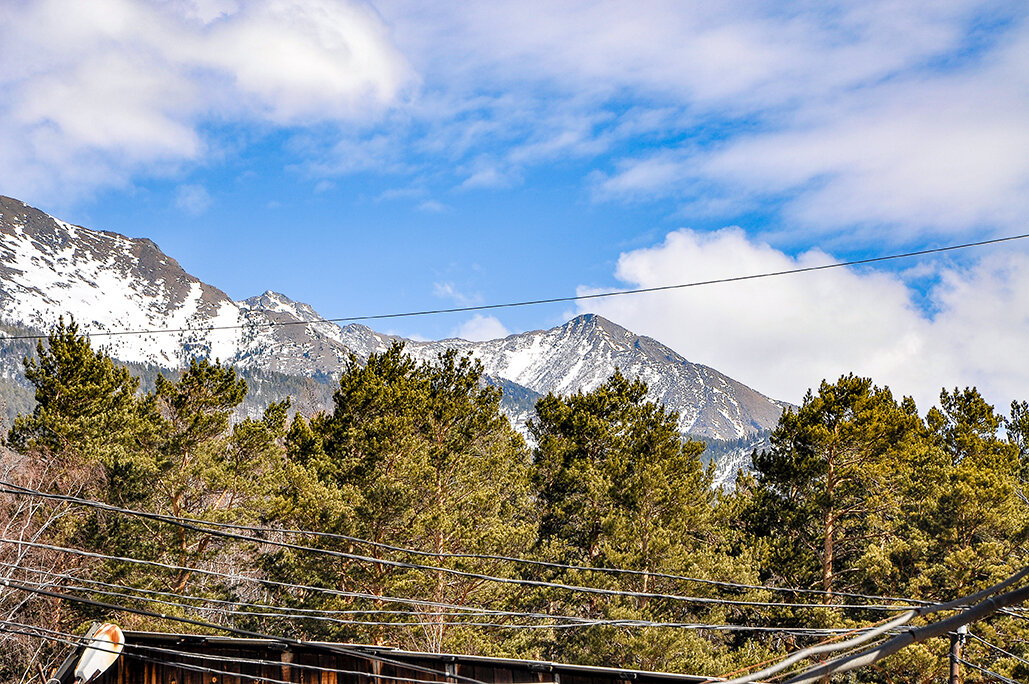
[0,195,787,453]
[336,315,788,441]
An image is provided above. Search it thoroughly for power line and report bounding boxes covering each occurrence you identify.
[0,484,916,612]
[3,232,1026,342]
[0,537,574,619]
[0,543,889,633]
[780,567,1029,684]
[716,610,916,684]
[0,561,544,621]
[0,544,889,637]
[966,632,1029,667]
[957,659,1021,684]
[0,479,919,606]
[0,577,493,684]
[0,569,889,637]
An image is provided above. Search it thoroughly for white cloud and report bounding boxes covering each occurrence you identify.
[377,1,1028,240]
[452,314,509,342]
[416,199,448,213]
[0,0,412,201]
[4,0,1026,246]
[174,183,212,214]
[597,32,1029,237]
[580,228,1029,412]
[432,281,480,306]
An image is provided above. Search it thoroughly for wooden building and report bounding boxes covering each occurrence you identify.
[83,632,721,684]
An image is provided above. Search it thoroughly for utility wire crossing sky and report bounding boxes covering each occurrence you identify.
[0,1,1027,408]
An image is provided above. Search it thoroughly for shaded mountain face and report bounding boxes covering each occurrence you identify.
[0,195,786,448]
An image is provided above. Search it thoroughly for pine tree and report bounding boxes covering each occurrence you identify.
[269,343,536,654]
[748,374,920,598]
[7,318,142,491]
[528,371,726,673]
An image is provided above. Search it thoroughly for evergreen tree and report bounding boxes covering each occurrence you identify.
[103,359,288,599]
[269,343,535,654]
[7,318,142,492]
[528,371,729,673]
[748,375,921,597]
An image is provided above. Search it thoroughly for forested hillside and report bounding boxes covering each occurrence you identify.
[1,322,1027,683]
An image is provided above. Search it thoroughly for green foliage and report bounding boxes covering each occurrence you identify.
[101,358,287,599]
[527,371,747,673]
[744,378,1029,682]
[748,375,921,596]
[5,322,1029,683]
[267,343,536,654]
[7,318,143,489]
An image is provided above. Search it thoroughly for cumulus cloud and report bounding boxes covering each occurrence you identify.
[0,0,412,201]
[452,314,509,342]
[579,229,1029,412]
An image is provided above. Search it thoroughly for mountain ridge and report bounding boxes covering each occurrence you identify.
[0,195,787,452]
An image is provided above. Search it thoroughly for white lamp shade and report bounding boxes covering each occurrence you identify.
[74,624,125,683]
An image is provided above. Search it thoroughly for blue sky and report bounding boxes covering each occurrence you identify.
[1,0,1028,407]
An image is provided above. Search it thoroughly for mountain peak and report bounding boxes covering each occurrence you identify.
[0,195,786,450]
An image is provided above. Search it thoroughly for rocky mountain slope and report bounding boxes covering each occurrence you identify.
[335,314,787,441]
[0,195,787,478]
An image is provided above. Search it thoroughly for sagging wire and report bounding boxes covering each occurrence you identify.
[1,481,919,606]
[966,631,1029,667]
[3,566,868,636]
[0,578,492,684]
[715,609,917,684]
[4,232,1027,342]
[957,659,1021,684]
[0,484,918,613]
[780,567,1029,684]
[0,479,923,606]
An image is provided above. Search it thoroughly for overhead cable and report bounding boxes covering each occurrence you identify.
[0,479,917,605]
[780,567,1029,684]
[957,659,1021,684]
[0,485,916,612]
[0,537,578,619]
[1,561,545,621]
[3,232,1027,342]
[715,609,916,684]
[0,563,893,633]
[0,577,492,684]
[2,539,879,633]
[965,632,1029,667]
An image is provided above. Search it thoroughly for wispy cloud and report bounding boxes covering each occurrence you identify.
[595,28,1029,238]
[432,281,481,305]
[5,0,1026,247]
[416,199,448,213]
[373,0,1029,241]
[174,183,212,215]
